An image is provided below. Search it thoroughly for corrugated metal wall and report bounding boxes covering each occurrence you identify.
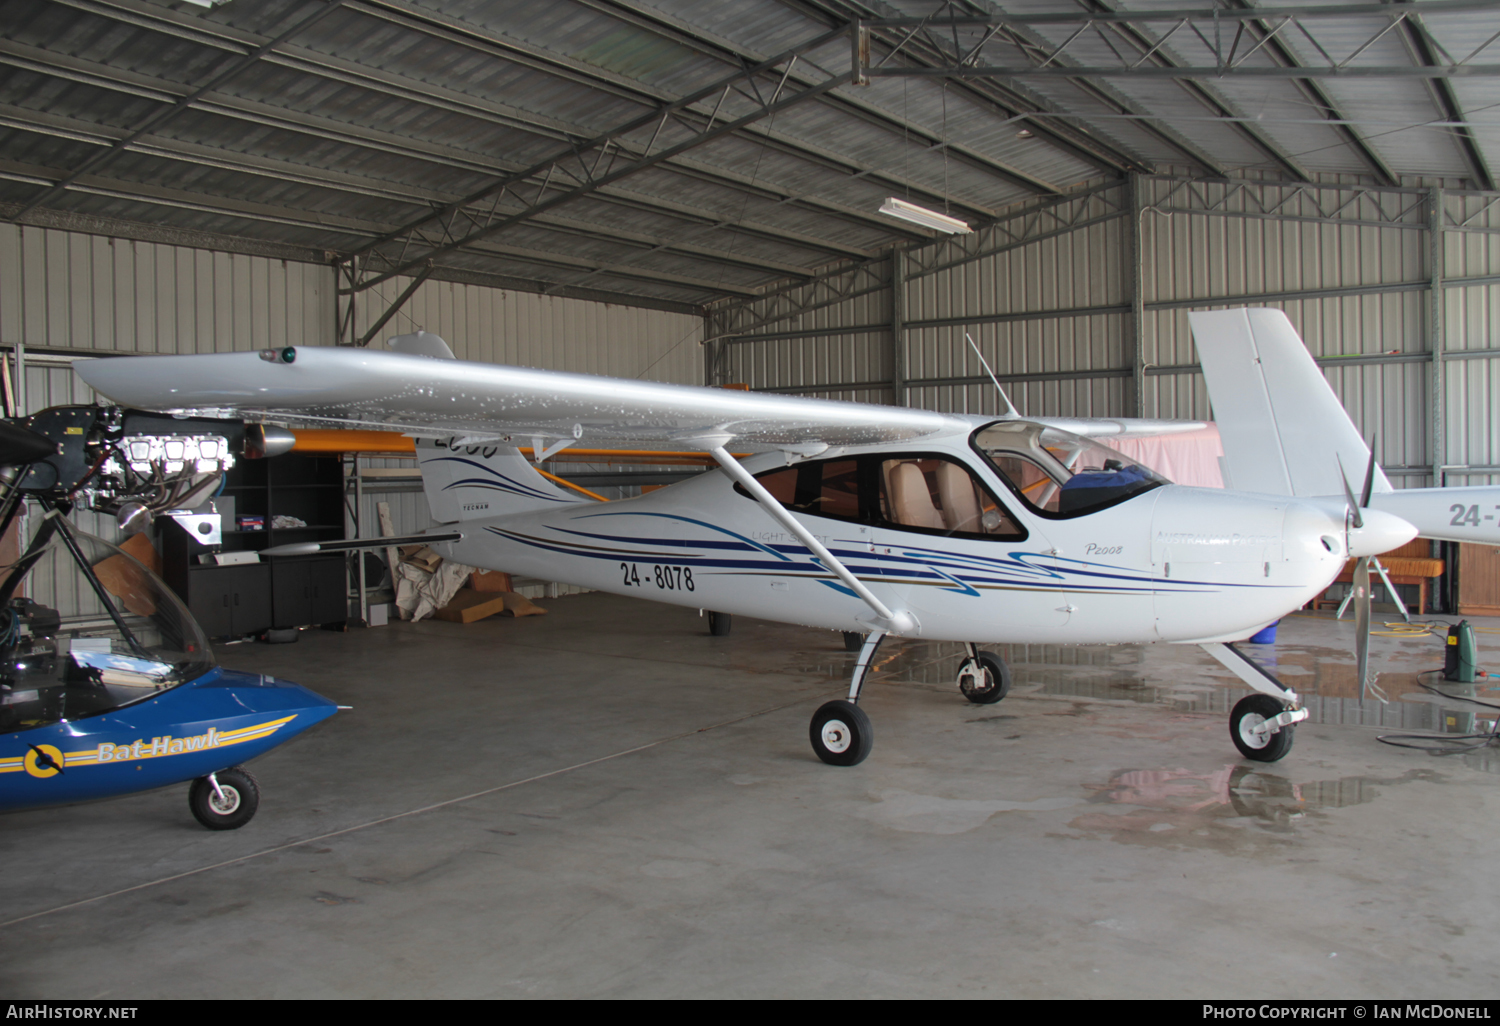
[709,174,1500,490]
[0,225,331,355]
[351,274,703,383]
[0,222,705,611]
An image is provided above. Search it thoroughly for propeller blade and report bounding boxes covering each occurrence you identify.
[1360,438,1377,509]
[1337,455,1363,530]
[1353,555,1372,701]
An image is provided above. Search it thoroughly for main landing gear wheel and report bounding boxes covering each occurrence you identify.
[188,766,260,830]
[708,611,731,636]
[958,651,1011,705]
[1230,695,1295,763]
[842,631,864,653]
[809,700,873,767]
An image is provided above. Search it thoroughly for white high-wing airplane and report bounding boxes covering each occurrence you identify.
[76,320,1418,768]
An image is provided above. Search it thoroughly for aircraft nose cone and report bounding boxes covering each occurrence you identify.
[1347,508,1418,557]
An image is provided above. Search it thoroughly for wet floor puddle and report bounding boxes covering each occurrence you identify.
[1067,765,1445,851]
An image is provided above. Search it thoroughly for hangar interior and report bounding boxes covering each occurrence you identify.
[2,0,1500,999]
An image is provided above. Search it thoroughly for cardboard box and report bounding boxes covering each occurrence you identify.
[469,570,513,593]
[498,592,546,617]
[399,545,443,573]
[433,589,509,624]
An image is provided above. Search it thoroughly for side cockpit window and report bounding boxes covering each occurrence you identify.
[878,458,1024,538]
[738,453,1026,541]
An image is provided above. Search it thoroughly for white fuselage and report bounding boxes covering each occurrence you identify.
[430,432,1359,646]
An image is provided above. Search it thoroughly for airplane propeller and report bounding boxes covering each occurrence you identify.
[1338,445,1386,701]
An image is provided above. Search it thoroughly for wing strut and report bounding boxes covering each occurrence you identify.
[695,438,916,635]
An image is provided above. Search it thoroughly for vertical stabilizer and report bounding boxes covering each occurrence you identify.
[1189,308,1391,498]
[417,439,578,523]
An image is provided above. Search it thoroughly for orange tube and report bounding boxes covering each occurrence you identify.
[289,429,745,463]
[536,468,608,502]
[291,429,415,454]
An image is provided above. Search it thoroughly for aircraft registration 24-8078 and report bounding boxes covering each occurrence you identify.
[76,309,1428,768]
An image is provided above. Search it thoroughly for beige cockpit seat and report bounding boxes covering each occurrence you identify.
[885,461,943,530]
[935,460,982,533]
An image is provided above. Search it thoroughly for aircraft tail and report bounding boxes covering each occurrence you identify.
[417,439,579,524]
[1192,308,1500,543]
[1188,308,1391,498]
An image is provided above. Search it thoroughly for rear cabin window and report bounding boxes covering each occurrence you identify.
[738,454,1025,541]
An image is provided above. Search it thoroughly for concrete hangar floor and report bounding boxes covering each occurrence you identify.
[2,593,1498,999]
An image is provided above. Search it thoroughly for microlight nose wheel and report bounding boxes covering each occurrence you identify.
[1230,695,1296,763]
[188,766,260,830]
[809,700,873,766]
[958,652,1011,705]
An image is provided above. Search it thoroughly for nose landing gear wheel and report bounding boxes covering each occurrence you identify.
[708,611,732,636]
[1230,694,1295,762]
[958,652,1010,705]
[842,631,864,652]
[188,766,260,830]
[809,699,873,766]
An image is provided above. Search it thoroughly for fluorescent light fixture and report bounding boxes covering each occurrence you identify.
[879,197,972,235]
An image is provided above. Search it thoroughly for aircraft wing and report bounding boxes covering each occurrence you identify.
[74,346,966,449]
[1029,416,1208,440]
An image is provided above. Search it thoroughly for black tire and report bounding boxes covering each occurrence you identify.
[959,651,1011,705]
[809,700,873,767]
[708,611,731,636]
[1230,695,1295,762]
[842,631,865,653]
[188,766,260,830]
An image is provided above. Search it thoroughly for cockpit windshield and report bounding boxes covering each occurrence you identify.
[0,526,215,734]
[971,421,1168,519]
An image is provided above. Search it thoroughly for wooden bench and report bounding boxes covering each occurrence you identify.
[1314,539,1445,615]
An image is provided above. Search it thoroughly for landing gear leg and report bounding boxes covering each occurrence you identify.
[809,631,884,766]
[957,643,1010,705]
[1200,642,1309,763]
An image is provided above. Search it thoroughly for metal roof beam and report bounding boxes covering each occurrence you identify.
[1225,0,1398,186]
[863,63,1500,80]
[8,0,351,223]
[0,105,827,281]
[580,0,1066,196]
[357,0,1039,211]
[1067,0,1313,182]
[796,0,1233,176]
[858,0,1226,177]
[345,31,861,293]
[1390,3,1495,190]
[772,0,1150,176]
[865,3,1500,30]
[0,158,748,304]
[0,36,895,256]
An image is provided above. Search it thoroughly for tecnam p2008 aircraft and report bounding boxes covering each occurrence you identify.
[76,310,1420,768]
